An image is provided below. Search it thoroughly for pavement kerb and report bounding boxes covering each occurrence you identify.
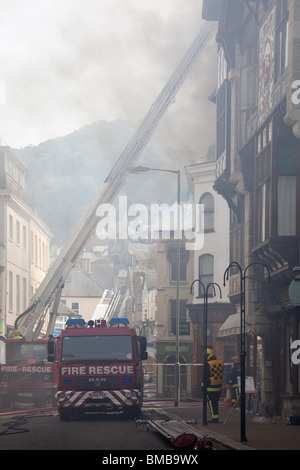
[194,424,255,450]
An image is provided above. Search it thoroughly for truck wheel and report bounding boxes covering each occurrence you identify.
[58,408,70,421]
[124,405,141,420]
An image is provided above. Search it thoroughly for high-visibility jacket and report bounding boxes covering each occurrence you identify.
[202,358,224,391]
[207,359,224,388]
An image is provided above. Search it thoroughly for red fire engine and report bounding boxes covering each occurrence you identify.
[0,337,58,410]
[48,317,148,420]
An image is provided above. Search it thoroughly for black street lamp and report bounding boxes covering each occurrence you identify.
[223,261,270,442]
[190,279,222,426]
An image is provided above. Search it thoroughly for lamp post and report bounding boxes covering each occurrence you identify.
[223,261,270,442]
[190,279,222,425]
[128,165,181,407]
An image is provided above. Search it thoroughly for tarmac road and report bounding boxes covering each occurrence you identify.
[3,399,298,451]
[0,410,173,450]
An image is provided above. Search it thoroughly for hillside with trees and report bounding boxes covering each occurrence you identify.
[16,119,185,244]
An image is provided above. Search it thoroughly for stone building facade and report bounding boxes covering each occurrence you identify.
[185,154,235,397]
[0,146,52,336]
[155,234,194,398]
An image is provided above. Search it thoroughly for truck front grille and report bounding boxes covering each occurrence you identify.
[75,376,120,389]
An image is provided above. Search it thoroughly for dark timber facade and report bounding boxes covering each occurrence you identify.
[203,0,300,417]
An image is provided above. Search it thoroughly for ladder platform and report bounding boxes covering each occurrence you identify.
[136,418,209,443]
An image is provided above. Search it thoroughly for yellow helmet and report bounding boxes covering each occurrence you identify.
[206,349,215,360]
[14,329,21,336]
[232,355,239,363]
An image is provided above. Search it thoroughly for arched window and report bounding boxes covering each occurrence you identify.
[198,254,214,297]
[200,193,214,232]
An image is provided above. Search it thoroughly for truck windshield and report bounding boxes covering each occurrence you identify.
[61,335,133,362]
[6,343,48,365]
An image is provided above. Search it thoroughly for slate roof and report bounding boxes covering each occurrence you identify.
[61,269,104,297]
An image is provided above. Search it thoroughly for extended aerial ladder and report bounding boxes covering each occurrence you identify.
[15,23,215,340]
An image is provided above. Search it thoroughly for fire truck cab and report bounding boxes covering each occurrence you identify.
[48,318,148,420]
[0,338,58,410]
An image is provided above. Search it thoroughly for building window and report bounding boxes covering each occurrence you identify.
[278,176,296,236]
[200,193,214,232]
[216,79,231,177]
[241,63,258,110]
[198,254,214,297]
[276,138,298,237]
[8,271,13,312]
[30,231,34,263]
[39,238,41,268]
[275,0,289,82]
[16,274,20,315]
[240,36,258,112]
[240,37,258,146]
[168,246,189,283]
[16,221,20,246]
[23,277,27,311]
[257,182,267,242]
[23,226,27,249]
[9,215,13,241]
[254,127,272,245]
[216,81,227,160]
[170,260,187,283]
[170,299,187,335]
[42,242,44,271]
[35,235,38,266]
[216,45,231,176]
[231,221,244,267]
[71,302,80,314]
[217,46,228,90]
[56,315,68,331]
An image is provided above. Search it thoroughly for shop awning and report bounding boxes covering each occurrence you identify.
[218,313,250,338]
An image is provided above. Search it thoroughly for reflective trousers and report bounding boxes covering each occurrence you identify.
[207,388,222,420]
[231,384,239,404]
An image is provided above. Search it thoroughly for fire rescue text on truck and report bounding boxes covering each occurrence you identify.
[48,318,148,420]
[0,337,58,410]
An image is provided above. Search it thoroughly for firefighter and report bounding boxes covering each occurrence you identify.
[202,349,224,423]
[12,329,23,339]
[229,355,240,406]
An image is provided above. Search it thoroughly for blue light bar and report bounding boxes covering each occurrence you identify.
[66,318,85,327]
[109,318,129,325]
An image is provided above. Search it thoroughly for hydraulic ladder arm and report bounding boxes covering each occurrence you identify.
[15,23,215,340]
